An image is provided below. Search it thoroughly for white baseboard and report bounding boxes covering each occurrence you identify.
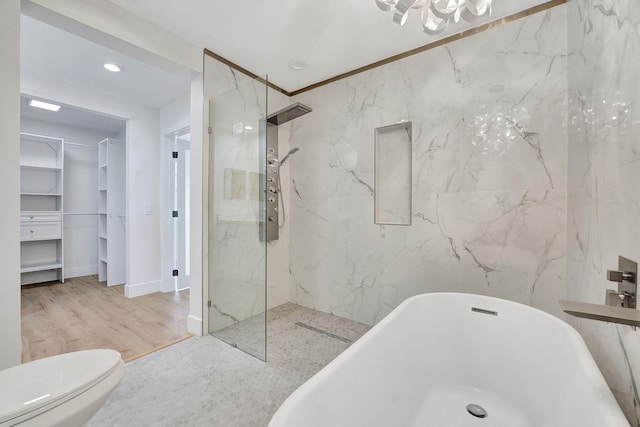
[65,265,98,279]
[188,315,203,336]
[124,280,161,298]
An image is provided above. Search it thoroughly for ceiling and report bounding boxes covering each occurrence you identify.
[20,95,126,134]
[20,14,191,111]
[109,0,552,92]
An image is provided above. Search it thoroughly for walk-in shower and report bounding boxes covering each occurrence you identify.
[264,103,311,241]
[208,76,311,361]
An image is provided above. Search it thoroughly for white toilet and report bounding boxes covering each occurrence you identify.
[0,349,125,427]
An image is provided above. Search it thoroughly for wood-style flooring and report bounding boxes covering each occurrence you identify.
[21,275,191,363]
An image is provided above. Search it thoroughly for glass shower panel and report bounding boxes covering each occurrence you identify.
[208,78,267,361]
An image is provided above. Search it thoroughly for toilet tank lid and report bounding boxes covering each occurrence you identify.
[0,349,122,423]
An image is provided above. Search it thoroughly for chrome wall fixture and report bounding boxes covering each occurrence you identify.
[559,256,640,328]
[374,0,494,35]
[262,103,312,242]
[606,256,637,309]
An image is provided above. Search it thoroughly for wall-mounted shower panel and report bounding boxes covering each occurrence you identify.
[262,122,279,242]
[262,103,312,242]
[374,122,412,225]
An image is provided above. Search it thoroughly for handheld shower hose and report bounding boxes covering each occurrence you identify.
[277,147,300,229]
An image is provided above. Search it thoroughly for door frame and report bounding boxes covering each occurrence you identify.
[161,126,191,293]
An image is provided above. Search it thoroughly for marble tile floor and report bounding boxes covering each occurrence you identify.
[211,308,267,360]
[89,303,370,427]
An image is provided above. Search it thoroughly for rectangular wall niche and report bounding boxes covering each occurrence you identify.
[374,122,412,225]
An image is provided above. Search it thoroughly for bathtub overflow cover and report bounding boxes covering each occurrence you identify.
[466,404,487,419]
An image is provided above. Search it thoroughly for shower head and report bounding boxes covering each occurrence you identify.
[279,147,300,167]
[266,102,312,126]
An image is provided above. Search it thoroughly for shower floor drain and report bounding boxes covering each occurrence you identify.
[293,322,352,343]
[466,403,487,419]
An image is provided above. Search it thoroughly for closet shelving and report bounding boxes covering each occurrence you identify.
[98,138,108,281]
[97,137,126,286]
[20,133,64,285]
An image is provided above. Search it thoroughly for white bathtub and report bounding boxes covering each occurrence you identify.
[269,293,629,427]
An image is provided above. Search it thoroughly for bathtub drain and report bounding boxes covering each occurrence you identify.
[466,404,487,419]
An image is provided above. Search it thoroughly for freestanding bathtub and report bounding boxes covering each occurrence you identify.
[269,293,629,427]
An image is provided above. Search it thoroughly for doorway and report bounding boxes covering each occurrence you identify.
[166,127,191,292]
[19,12,194,362]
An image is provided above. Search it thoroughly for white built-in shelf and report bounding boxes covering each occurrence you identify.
[20,165,63,172]
[21,210,61,215]
[98,137,125,286]
[20,132,64,285]
[20,261,63,274]
[21,192,62,196]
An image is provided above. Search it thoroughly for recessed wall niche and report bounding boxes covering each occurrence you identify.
[374,122,412,226]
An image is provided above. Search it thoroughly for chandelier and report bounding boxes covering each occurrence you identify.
[375,0,493,35]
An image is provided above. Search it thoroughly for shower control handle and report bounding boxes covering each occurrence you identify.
[607,270,636,283]
[605,256,638,310]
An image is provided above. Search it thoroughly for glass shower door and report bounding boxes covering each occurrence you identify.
[208,77,267,361]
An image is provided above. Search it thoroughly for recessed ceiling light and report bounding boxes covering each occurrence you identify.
[29,99,61,112]
[104,63,121,72]
[244,125,254,130]
[288,60,307,71]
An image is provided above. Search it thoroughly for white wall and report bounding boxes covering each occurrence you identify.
[124,108,163,296]
[160,94,190,135]
[0,0,22,369]
[20,117,121,278]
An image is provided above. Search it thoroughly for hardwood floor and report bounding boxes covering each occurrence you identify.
[21,275,191,363]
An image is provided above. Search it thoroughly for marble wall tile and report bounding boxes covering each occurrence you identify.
[289,194,330,307]
[290,5,569,328]
[288,88,329,199]
[452,9,568,193]
[326,205,387,324]
[591,0,640,175]
[586,161,640,424]
[567,0,640,423]
[456,189,567,317]
[378,193,462,315]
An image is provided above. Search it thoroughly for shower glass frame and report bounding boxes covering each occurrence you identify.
[208,76,268,361]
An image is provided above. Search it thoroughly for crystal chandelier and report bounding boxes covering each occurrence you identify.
[375,0,493,36]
